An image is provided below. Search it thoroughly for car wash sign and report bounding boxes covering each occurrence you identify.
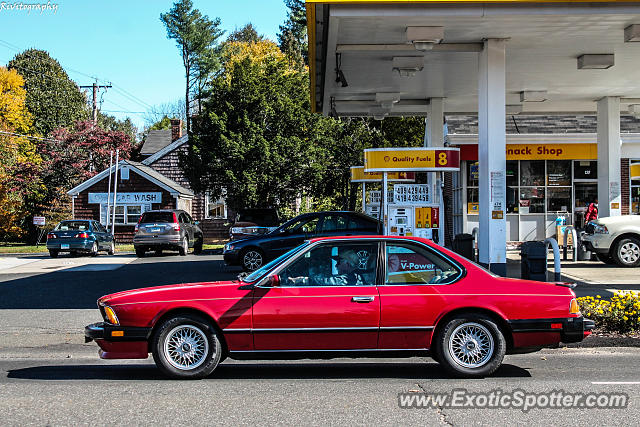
[88,192,162,204]
[364,147,460,172]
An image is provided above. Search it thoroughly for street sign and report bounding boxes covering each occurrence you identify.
[33,216,46,226]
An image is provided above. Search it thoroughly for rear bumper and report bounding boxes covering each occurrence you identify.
[133,235,181,246]
[509,316,595,347]
[85,322,151,359]
[46,239,94,251]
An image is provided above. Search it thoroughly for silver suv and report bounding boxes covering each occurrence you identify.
[133,210,203,257]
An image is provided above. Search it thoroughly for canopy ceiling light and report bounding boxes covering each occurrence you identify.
[624,25,640,42]
[392,56,424,77]
[520,90,547,102]
[370,106,390,121]
[577,54,614,69]
[375,92,401,110]
[506,104,523,115]
[406,26,444,51]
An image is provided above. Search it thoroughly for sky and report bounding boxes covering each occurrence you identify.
[0,0,290,132]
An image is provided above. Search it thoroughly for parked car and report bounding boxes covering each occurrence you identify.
[133,210,203,257]
[582,215,640,267]
[46,220,114,258]
[223,211,382,271]
[229,208,280,241]
[85,235,593,379]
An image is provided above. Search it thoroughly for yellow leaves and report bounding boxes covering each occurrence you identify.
[0,67,32,134]
[220,40,295,84]
[577,290,640,333]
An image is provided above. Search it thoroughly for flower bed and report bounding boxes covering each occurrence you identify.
[577,291,640,334]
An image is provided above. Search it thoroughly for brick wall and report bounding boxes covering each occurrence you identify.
[622,158,630,215]
[74,170,176,243]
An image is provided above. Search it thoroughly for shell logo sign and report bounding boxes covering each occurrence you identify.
[364,147,460,172]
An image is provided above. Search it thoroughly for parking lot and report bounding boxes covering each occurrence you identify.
[0,251,639,425]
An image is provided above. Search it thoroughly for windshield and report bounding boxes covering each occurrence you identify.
[242,242,310,283]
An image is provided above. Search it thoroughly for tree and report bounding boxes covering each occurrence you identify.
[227,23,264,44]
[98,112,138,143]
[144,99,186,128]
[184,40,321,212]
[160,0,224,132]
[278,0,307,66]
[8,49,87,136]
[0,67,40,240]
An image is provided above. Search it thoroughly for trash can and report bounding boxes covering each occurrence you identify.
[576,231,592,261]
[520,241,548,282]
[453,233,475,261]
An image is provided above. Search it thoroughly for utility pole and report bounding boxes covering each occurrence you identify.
[79,82,112,124]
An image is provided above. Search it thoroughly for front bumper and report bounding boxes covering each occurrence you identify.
[581,234,612,254]
[223,249,241,265]
[84,322,151,359]
[509,316,595,345]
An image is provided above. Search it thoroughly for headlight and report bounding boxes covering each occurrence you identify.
[103,306,120,325]
[593,224,609,234]
[231,227,243,234]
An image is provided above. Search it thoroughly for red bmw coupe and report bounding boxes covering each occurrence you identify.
[85,236,593,379]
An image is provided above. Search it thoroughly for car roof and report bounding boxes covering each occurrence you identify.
[309,235,428,244]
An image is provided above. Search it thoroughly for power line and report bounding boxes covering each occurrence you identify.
[102,110,147,114]
[0,130,61,143]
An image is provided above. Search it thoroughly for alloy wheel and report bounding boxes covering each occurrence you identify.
[243,250,263,270]
[447,322,494,369]
[619,242,640,264]
[163,325,210,371]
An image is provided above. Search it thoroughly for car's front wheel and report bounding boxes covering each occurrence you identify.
[241,248,264,271]
[613,237,640,268]
[434,313,506,378]
[151,314,222,379]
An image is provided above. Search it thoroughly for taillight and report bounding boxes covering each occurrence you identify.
[135,216,141,232]
[172,212,180,231]
[75,232,90,239]
[47,233,56,240]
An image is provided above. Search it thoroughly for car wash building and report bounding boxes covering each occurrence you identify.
[306,0,640,275]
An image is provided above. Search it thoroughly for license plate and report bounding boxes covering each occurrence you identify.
[61,244,70,249]
[150,228,161,233]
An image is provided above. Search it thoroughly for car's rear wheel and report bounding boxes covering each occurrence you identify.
[90,242,98,257]
[241,248,264,271]
[107,242,115,255]
[434,313,506,378]
[151,314,222,379]
[49,249,58,258]
[135,246,146,258]
[179,237,189,256]
[613,237,640,267]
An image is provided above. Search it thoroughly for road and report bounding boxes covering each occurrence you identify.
[0,252,639,425]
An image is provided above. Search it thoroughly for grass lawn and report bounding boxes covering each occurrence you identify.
[0,243,224,254]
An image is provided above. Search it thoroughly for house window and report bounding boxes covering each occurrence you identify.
[105,205,144,225]
[205,193,227,219]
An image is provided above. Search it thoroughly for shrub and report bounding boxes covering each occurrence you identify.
[577,291,640,334]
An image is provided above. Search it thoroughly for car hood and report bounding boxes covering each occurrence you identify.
[593,215,640,226]
[98,280,243,306]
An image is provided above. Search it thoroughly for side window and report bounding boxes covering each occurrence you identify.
[186,213,194,224]
[348,216,377,232]
[319,215,347,233]
[278,242,378,287]
[178,213,186,224]
[299,217,320,235]
[386,243,461,285]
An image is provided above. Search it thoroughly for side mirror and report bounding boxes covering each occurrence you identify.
[267,274,280,287]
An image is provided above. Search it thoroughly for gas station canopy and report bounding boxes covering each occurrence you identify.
[307,0,640,117]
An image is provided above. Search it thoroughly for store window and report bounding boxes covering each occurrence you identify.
[519,187,545,214]
[547,160,572,186]
[574,161,598,180]
[466,161,479,187]
[548,188,572,212]
[632,160,640,215]
[520,160,545,186]
[106,205,142,225]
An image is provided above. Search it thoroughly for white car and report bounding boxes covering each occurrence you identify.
[582,216,640,267]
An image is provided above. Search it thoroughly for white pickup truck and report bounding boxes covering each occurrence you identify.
[582,215,640,267]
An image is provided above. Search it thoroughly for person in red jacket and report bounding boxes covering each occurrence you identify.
[585,199,598,225]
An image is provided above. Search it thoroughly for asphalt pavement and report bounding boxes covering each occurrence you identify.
[0,251,639,425]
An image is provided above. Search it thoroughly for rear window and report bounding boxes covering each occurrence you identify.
[56,221,91,231]
[140,212,174,223]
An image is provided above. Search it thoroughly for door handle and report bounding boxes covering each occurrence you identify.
[351,296,375,303]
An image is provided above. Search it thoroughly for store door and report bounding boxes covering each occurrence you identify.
[574,183,597,228]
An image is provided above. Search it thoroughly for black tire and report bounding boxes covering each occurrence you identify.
[178,237,189,256]
[90,241,99,257]
[135,246,146,258]
[434,313,506,378]
[193,237,203,255]
[107,241,115,255]
[49,249,58,258]
[151,314,222,379]
[612,237,640,268]
[240,248,264,271]
[595,252,615,265]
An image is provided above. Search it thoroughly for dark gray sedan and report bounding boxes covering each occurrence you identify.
[46,220,115,258]
[133,209,203,257]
